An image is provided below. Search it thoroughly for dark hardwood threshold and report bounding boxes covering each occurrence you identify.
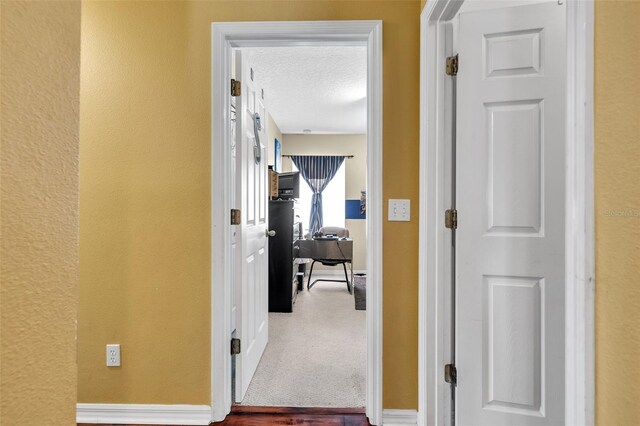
[215,406,370,425]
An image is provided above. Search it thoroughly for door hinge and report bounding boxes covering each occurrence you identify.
[231,79,241,97]
[231,209,241,225]
[446,55,459,76]
[445,209,458,229]
[444,363,457,385]
[231,338,241,355]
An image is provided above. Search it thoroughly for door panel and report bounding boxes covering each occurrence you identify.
[256,95,267,225]
[483,275,543,414]
[234,51,269,403]
[486,100,542,235]
[484,28,542,78]
[456,2,565,425]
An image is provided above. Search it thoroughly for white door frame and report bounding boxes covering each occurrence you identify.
[418,1,595,425]
[211,21,383,424]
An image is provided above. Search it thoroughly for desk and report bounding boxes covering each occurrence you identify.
[295,238,353,293]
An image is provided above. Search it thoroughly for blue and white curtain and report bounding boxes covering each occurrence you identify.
[291,155,346,235]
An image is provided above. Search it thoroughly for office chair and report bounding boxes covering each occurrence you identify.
[307,226,353,293]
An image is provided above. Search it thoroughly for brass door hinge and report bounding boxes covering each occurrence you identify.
[231,209,241,225]
[444,364,457,385]
[231,338,241,355]
[445,209,457,229]
[231,79,241,97]
[446,55,459,76]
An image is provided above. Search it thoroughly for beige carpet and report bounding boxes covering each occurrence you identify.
[239,276,366,407]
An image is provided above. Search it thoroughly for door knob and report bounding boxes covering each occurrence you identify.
[266,230,276,237]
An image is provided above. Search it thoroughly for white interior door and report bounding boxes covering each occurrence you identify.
[234,50,269,403]
[456,2,566,425]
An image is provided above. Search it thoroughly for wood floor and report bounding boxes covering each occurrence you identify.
[215,406,370,425]
[78,406,370,426]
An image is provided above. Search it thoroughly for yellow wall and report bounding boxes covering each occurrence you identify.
[281,134,368,271]
[79,1,420,408]
[594,1,640,424]
[0,0,634,420]
[0,1,81,425]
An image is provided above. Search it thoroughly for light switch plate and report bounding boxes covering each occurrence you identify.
[388,199,411,221]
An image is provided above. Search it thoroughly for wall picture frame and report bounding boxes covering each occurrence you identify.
[274,138,282,173]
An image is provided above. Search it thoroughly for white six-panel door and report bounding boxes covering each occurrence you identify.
[234,51,269,403]
[456,2,566,425]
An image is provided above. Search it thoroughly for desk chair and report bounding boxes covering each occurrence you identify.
[307,226,353,294]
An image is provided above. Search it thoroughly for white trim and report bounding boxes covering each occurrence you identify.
[564,2,595,425]
[383,409,418,425]
[366,22,384,426]
[76,403,211,425]
[211,21,383,425]
[211,22,233,422]
[419,3,462,425]
[418,1,595,425]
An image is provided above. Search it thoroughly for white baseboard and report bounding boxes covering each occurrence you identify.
[382,409,418,425]
[77,403,212,425]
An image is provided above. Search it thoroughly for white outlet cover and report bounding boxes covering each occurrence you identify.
[388,199,411,222]
[106,344,121,367]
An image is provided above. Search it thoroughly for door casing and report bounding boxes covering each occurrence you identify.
[418,1,595,425]
[211,21,383,424]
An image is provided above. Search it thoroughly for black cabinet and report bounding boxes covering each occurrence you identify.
[268,200,300,313]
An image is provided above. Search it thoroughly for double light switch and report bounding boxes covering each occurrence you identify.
[388,199,411,222]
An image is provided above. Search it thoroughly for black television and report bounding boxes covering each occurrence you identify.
[278,171,300,199]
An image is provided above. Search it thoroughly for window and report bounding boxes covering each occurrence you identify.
[292,162,345,234]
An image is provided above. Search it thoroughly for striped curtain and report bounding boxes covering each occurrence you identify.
[291,155,346,235]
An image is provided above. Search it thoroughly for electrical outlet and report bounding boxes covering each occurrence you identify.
[388,199,411,221]
[106,344,121,367]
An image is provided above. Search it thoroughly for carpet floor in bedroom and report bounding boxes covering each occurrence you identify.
[239,275,366,408]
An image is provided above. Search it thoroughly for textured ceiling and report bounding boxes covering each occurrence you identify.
[242,46,367,134]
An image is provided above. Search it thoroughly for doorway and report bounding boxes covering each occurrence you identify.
[419,1,595,425]
[211,21,383,425]
[231,45,368,408]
